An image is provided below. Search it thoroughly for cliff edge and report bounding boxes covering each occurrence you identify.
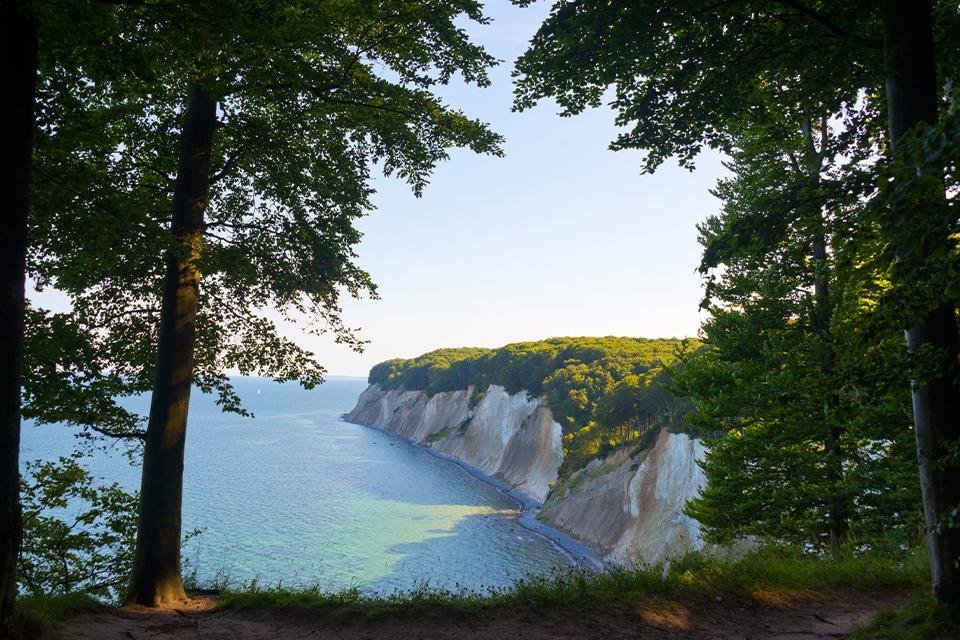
[347,383,562,503]
[346,383,708,566]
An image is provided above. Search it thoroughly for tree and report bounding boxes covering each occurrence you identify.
[514,0,959,603]
[31,0,504,605]
[1,0,155,625]
[543,362,614,430]
[704,112,858,553]
[19,456,138,601]
[881,0,960,604]
[674,113,921,550]
[0,0,37,630]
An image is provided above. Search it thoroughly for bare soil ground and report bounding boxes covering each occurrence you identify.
[47,590,904,640]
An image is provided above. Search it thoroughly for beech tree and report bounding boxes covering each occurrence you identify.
[31,0,502,606]
[675,110,921,552]
[1,0,149,625]
[881,2,960,603]
[0,0,37,629]
[514,0,960,602]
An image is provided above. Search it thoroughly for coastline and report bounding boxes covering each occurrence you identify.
[340,415,606,572]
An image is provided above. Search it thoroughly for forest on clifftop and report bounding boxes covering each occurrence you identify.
[367,337,699,475]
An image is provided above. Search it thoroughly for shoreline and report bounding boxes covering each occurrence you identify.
[340,415,606,572]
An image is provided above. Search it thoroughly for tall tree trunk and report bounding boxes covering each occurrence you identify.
[0,0,37,631]
[127,83,217,607]
[883,0,960,605]
[801,117,848,556]
[813,232,847,556]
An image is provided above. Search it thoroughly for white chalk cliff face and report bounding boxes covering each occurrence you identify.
[538,429,707,565]
[347,384,563,502]
[346,383,707,565]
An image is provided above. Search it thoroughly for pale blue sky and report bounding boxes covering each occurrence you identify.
[300,2,728,376]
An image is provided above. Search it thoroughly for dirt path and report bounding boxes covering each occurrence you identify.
[48,591,901,639]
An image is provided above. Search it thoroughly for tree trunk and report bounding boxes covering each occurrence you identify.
[0,0,37,631]
[811,231,848,555]
[812,234,847,556]
[883,0,960,605]
[127,83,217,607]
[801,117,849,556]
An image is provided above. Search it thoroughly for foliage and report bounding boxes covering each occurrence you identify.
[513,0,888,171]
[369,347,495,394]
[673,111,924,551]
[668,80,960,555]
[367,337,698,472]
[849,596,960,640]
[26,0,505,441]
[369,337,691,405]
[18,456,138,602]
[22,306,147,449]
[867,89,960,348]
[512,0,960,554]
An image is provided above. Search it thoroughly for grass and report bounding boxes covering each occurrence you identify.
[219,546,929,620]
[10,546,933,635]
[13,592,103,638]
[849,595,960,639]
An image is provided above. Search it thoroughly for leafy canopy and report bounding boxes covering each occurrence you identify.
[27,0,504,442]
[673,103,923,550]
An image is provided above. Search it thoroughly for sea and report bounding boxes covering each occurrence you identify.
[19,376,569,594]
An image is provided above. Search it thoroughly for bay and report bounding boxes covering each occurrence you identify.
[20,376,568,593]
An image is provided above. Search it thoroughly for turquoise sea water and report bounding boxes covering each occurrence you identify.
[20,376,568,593]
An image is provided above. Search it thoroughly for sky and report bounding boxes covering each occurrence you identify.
[32,2,728,379]
[295,2,728,377]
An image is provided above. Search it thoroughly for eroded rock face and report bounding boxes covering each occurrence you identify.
[346,384,563,502]
[538,429,706,566]
[348,384,473,441]
[346,384,709,565]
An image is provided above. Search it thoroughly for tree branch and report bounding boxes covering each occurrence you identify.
[771,0,882,47]
[85,424,146,440]
[209,148,244,185]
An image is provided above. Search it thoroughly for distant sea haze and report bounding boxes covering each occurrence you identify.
[21,377,567,593]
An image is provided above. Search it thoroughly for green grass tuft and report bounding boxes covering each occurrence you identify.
[850,595,960,639]
[14,592,103,637]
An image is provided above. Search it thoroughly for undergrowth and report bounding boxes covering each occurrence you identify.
[13,592,102,637]
[219,545,928,619]
[849,595,960,639]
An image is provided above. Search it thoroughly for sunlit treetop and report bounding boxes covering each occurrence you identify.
[513,0,960,171]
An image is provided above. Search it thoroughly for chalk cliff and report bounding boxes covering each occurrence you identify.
[347,384,562,502]
[346,383,708,565]
[538,429,706,565]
